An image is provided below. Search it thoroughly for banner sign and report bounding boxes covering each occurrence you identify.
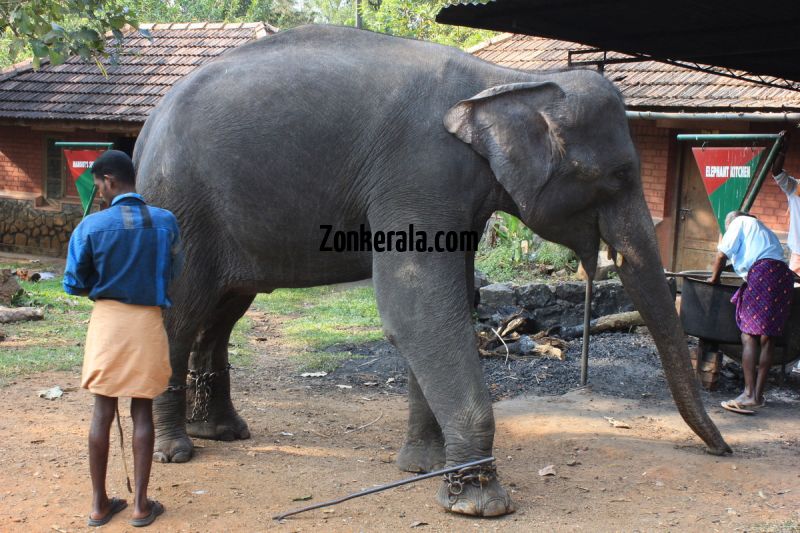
[691,147,764,231]
[63,149,105,213]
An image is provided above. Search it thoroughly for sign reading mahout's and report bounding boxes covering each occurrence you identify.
[63,149,105,213]
[691,147,764,231]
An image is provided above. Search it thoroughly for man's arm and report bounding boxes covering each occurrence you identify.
[707,251,728,284]
[771,130,798,195]
[63,225,96,296]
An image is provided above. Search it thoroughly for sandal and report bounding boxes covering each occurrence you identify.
[130,500,165,527]
[720,399,755,415]
[87,497,128,527]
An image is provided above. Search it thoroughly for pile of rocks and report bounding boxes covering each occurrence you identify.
[475,274,635,334]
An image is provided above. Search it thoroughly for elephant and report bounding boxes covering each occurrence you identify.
[133,25,731,517]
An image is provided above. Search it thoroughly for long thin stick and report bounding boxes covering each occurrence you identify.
[273,456,495,520]
[580,279,593,386]
[115,405,133,493]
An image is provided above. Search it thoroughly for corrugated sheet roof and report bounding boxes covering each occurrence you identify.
[470,34,800,112]
[0,22,276,122]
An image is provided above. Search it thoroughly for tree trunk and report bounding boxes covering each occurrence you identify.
[0,307,44,323]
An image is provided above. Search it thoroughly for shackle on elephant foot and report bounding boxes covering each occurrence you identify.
[436,464,515,517]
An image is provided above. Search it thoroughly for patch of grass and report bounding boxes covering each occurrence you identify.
[253,285,383,371]
[0,268,92,380]
[751,521,800,533]
[475,241,540,284]
[296,351,358,373]
[534,241,578,272]
[228,313,256,368]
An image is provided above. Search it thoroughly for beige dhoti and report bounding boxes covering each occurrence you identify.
[81,299,171,399]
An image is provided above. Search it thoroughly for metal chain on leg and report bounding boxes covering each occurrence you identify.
[185,364,232,423]
[442,463,498,504]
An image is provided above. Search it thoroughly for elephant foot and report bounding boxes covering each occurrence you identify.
[436,465,515,517]
[153,433,193,464]
[186,408,251,442]
[397,441,445,473]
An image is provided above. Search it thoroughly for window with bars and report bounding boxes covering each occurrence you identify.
[45,139,64,199]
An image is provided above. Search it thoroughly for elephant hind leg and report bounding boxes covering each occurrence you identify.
[186,292,255,442]
[397,369,445,473]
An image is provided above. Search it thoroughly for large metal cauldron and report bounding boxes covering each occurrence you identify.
[679,270,800,365]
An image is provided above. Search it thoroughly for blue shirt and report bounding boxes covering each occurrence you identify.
[718,215,785,279]
[63,193,183,307]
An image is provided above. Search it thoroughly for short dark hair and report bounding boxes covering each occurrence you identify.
[91,150,135,185]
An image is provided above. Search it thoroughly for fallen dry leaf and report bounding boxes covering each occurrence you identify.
[604,416,631,429]
[538,465,556,476]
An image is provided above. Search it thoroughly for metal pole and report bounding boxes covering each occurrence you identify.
[273,456,495,520]
[355,0,363,29]
[676,133,781,142]
[54,142,114,147]
[580,279,592,386]
[630,111,800,123]
[740,135,785,212]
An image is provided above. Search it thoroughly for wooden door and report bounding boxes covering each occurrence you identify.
[673,145,722,272]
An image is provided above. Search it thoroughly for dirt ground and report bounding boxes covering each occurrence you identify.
[2,311,800,532]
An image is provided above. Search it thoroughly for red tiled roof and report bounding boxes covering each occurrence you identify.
[471,34,800,112]
[0,22,276,122]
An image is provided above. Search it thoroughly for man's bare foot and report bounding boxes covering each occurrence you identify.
[732,392,765,408]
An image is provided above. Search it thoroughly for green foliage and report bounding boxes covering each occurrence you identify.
[0,0,146,69]
[253,285,383,371]
[535,240,578,272]
[0,268,92,381]
[476,211,578,284]
[129,0,315,28]
[1,0,494,69]
[358,0,495,49]
[475,240,540,284]
[487,211,536,264]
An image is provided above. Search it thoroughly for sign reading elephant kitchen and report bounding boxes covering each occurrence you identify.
[63,149,105,213]
[691,147,764,232]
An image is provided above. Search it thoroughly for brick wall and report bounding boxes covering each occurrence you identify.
[630,121,671,218]
[0,125,43,194]
[0,125,116,199]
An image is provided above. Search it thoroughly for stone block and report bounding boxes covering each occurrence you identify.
[532,304,564,330]
[591,280,633,317]
[516,283,553,309]
[554,282,586,304]
[14,233,26,246]
[479,283,515,307]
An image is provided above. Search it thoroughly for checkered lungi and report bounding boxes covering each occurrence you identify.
[731,258,794,337]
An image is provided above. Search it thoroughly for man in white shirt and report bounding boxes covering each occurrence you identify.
[771,132,800,275]
[708,211,794,414]
[771,132,800,375]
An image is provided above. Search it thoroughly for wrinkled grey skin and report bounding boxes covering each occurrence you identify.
[134,25,731,517]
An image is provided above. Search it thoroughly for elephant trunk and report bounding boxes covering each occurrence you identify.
[599,199,732,455]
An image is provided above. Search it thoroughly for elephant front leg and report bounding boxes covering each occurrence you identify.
[186,294,254,442]
[373,252,514,517]
[397,369,445,473]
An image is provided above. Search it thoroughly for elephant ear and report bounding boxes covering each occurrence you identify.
[443,81,566,220]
